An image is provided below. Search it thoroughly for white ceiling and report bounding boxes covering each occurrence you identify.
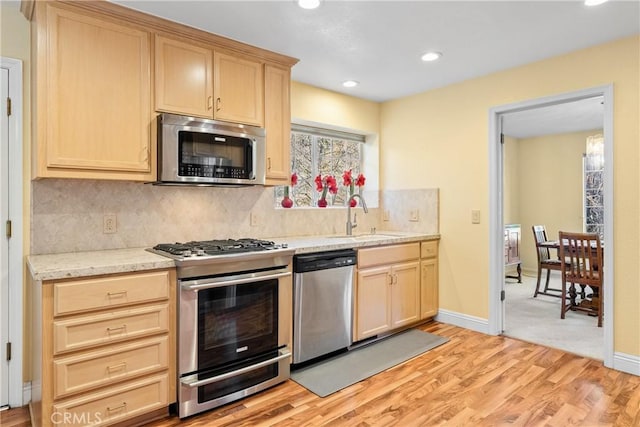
[110,0,639,103]
[502,96,604,139]
[108,0,638,136]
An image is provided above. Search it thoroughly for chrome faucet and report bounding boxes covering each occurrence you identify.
[346,194,369,235]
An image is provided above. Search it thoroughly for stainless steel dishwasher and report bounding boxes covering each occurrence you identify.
[292,249,357,365]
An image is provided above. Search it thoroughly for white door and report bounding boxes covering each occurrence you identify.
[0,57,23,408]
[0,66,9,408]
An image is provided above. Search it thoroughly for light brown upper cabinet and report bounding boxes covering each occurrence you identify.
[214,52,264,126]
[155,36,264,127]
[154,34,213,118]
[264,64,292,184]
[30,2,154,181]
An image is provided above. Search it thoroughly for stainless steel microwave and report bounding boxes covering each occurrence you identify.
[156,113,266,186]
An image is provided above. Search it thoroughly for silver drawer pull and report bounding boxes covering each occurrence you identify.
[106,402,127,412]
[106,362,127,372]
[106,325,126,333]
[107,290,127,298]
[181,348,291,388]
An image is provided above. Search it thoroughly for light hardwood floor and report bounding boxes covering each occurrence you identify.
[5,321,640,426]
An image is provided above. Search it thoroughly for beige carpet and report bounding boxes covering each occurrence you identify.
[504,273,603,360]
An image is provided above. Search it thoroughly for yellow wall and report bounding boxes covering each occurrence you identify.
[381,35,640,356]
[510,130,600,274]
[291,81,380,135]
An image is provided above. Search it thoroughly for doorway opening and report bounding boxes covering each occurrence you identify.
[488,85,614,369]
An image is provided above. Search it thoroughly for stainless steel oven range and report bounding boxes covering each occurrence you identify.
[148,239,294,418]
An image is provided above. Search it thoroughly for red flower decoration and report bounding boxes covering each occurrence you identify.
[326,176,338,194]
[291,172,298,186]
[342,170,353,186]
[315,174,338,206]
[355,173,366,187]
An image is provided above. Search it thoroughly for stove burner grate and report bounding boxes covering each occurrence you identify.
[152,238,282,258]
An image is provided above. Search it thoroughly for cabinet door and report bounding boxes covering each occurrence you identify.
[390,261,420,328]
[154,34,213,118]
[355,266,391,340]
[213,52,264,126]
[264,64,291,184]
[420,259,438,319]
[40,4,152,178]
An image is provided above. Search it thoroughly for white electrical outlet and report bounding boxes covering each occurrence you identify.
[471,209,481,224]
[250,212,259,227]
[383,210,390,221]
[409,209,419,222]
[103,214,117,234]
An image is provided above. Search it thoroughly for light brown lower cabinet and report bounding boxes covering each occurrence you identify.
[354,240,439,342]
[355,243,421,341]
[420,240,439,319]
[30,269,176,427]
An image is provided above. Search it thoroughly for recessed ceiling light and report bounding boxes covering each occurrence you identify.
[342,80,359,88]
[421,52,442,62]
[298,0,321,10]
[585,0,608,5]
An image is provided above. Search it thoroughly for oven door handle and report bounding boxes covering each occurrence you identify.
[180,348,291,388]
[181,271,291,291]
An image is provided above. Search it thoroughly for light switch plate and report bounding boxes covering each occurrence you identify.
[409,209,419,222]
[471,209,481,224]
[250,212,259,227]
[383,210,390,221]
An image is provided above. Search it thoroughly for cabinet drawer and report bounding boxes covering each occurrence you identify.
[53,270,170,316]
[52,374,169,427]
[53,336,168,399]
[358,243,420,269]
[421,241,438,259]
[53,304,169,355]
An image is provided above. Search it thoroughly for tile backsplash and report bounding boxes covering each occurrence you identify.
[31,179,438,254]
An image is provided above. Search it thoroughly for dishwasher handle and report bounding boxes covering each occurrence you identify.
[293,249,357,273]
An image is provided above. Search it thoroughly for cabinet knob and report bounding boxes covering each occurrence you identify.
[207,96,213,110]
[267,157,272,171]
[216,97,221,111]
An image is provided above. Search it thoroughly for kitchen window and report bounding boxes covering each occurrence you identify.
[275,124,366,208]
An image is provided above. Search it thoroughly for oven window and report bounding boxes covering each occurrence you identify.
[178,131,252,179]
[198,351,280,403]
[197,279,278,370]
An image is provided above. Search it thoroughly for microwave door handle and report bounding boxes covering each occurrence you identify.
[181,271,291,291]
[251,139,257,179]
[180,348,291,388]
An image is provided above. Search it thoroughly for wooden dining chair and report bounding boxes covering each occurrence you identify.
[532,225,563,298]
[559,231,604,327]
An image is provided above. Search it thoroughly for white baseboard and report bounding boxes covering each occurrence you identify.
[613,352,640,376]
[23,382,31,407]
[435,309,490,335]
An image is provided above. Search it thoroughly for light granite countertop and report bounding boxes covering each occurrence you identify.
[27,231,439,281]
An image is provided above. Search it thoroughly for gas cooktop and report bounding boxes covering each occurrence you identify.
[148,238,289,260]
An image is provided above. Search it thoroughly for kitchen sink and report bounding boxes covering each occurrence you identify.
[328,233,404,240]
